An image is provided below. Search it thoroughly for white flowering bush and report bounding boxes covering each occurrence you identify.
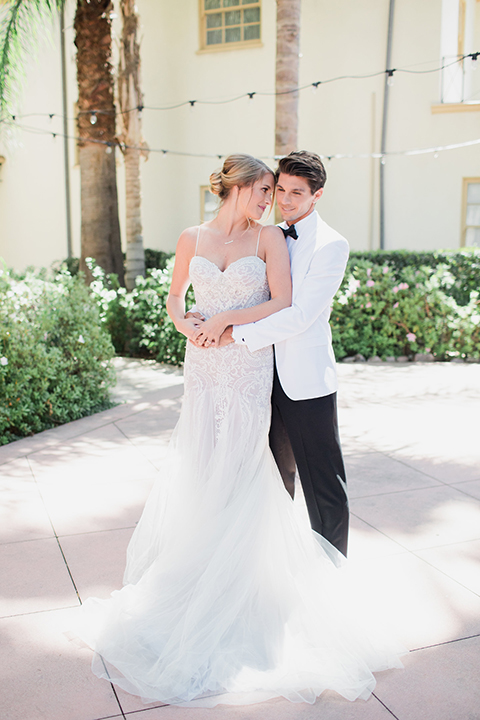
[331,261,480,360]
[88,257,195,366]
[0,267,115,445]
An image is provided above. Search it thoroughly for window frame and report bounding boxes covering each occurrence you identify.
[461,177,480,247]
[198,0,262,53]
[200,185,219,223]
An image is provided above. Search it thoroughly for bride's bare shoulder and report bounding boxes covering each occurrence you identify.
[176,225,202,254]
[260,223,283,235]
[260,224,285,244]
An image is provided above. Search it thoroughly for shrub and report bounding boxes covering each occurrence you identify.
[89,258,194,366]
[84,248,480,367]
[348,248,480,306]
[0,267,115,445]
[331,260,480,360]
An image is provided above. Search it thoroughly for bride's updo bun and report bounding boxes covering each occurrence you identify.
[209,154,273,205]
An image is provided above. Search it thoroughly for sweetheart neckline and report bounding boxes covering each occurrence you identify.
[190,255,266,274]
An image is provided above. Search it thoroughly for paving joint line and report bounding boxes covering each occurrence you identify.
[349,481,443,500]
[26,457,83,606]
[410,632,480,653]
[349,512,411,553]
[378,452,466,487]
[113,422,170,477]
[0,604,80,620]
[372,692,401,719]
[0,389,184,466]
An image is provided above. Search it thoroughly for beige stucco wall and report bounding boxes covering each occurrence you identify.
[1,0,479,272]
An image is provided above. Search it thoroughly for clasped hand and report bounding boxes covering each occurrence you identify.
[184,311,226,348]
[191,313,228,348]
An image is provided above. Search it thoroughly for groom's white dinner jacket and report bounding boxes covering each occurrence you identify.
[232,210,349,401]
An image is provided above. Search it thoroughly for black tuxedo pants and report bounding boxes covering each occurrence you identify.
[269,366,349,557]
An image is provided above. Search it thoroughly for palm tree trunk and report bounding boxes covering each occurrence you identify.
[119,0,147,291]
[275,0,301,158]
[75,0,124,285]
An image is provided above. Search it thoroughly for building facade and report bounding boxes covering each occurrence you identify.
[0,0,479,272]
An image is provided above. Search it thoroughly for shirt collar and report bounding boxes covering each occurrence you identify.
[279,209,318,234]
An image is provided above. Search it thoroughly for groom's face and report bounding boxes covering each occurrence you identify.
[276,173,323,225]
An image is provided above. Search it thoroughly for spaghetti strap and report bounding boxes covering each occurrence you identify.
[194,225,201,257]
[255,226,263,257]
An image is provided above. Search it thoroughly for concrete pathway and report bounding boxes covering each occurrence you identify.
[1,358,479,720]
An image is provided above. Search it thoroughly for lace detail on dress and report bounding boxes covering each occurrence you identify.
[185,255,273,442]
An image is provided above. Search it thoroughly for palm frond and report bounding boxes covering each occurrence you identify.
[0,0,66,119]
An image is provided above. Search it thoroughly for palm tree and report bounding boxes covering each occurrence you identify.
[0,0,124,285]
[118,0,147,291]
[274,0,301,222]
[275,0,301,158]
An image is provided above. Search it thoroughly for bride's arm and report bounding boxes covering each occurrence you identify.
[166,228,205,340]
[192,226,291,346]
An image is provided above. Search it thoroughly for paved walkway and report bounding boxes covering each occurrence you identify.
[1,358,479,720]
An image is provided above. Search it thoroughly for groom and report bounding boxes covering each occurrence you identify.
[220,151,350,556]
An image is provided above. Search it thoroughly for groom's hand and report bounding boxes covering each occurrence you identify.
[185,311,205,322]
[218,326,234,347]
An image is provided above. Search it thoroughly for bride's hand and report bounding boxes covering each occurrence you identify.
[192,313,228,348]
[176,317,204,341]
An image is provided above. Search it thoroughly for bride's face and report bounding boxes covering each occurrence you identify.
[238,173,274,220]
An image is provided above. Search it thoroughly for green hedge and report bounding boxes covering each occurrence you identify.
[0,267,115,445]
[88,258,194,366]
[331,259,479,360]
[348,249,480,307]
[88,248,480,365]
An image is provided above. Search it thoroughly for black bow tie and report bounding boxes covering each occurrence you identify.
[281,224,298,240]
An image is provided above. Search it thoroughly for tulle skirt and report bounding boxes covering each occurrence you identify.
[76,344,404,707]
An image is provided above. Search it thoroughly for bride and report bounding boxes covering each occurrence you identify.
[77,154,404,707]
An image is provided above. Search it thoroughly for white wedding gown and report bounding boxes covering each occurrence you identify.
[77,252,404,707]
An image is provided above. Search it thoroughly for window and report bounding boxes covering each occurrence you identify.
[462,179,480,246]
[200,0,261,51]
[201,186,219,222]
[438,0,480,105]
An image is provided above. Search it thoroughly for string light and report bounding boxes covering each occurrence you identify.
[2,52,477,126]
[5,117,480,162]
[387,70,395,87]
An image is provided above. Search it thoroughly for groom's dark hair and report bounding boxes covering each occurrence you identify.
[276,151,327,194]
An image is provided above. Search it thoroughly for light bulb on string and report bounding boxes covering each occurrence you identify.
[189,100,196,113]
[105,143,113,154]
[387,70,395,87]
[471,52,479,70]
[247,92,256,101]
[90,112,97,125]
[311,82,320,95]
[380,156,386,165]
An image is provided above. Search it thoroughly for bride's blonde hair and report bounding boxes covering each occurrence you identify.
[209,154,273,205]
